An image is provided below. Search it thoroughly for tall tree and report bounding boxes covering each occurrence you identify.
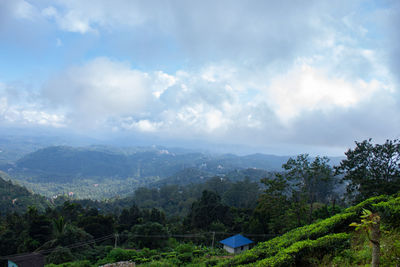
[186,190,231,230]
[283,154,336,223]
[222,177,260,209]
[335,139,400,202]
[250,175,292,234]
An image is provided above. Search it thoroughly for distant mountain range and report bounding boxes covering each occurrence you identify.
[1,146,291,183]
[0,144,344,199]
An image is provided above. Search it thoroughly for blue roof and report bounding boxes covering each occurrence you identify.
[219,234,254,248]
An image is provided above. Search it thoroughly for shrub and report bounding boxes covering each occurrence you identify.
[255,233,350,267]
[177,252,193,263]
[373,196,400,228]
[107,248,137,262]
[47,246,75,265]
[175,243,194,254]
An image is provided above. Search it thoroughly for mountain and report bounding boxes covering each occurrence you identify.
[0,126,100,165]
[0,145,342,199]
[2,146,289,183]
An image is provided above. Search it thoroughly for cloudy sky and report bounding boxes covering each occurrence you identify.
[0,0,399,155]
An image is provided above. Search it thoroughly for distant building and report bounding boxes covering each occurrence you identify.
[219,234,254,254]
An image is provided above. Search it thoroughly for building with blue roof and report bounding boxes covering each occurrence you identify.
[219,234,254,254]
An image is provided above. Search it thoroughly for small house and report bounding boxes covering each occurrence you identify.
[7,253,44,267]
[219,234,254,254]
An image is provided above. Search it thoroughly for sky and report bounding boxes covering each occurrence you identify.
[0,0,399,155]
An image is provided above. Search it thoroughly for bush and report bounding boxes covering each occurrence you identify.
[204,258,219,266]
[175,243,194,254]
[255,233,350,267]
[95,248,137,265]
[177,252,193,263]
[107,248,137,262]
[374,196,400,228]
[47,247,75,265]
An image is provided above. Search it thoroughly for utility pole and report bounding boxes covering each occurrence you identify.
[211,231,215,250]
[114,233,119,248]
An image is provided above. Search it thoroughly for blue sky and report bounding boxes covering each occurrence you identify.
[0,0,399,155]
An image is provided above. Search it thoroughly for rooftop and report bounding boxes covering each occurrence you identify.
[219,234,254,248]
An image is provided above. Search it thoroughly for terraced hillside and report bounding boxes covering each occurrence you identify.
[217,194,400,266]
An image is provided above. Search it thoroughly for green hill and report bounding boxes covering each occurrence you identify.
[218,194,400,266]
[0,171,50,214]
[2,146,290,183]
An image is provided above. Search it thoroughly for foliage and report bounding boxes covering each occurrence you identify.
[350,208,381,267]
[349,208,380,234]
[250,154,338,236]
[330,230,400,267]
[129,222,169,249]
[47,246,75,265]
[185,190,231,230]
[0,173,51,214]
[373,195,400,228]
[335,138,400,202]
[255,233,350,267]
[221,194,400,267]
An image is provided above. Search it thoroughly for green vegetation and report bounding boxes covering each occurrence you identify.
[0,171,51,214]
[335,138,400,202]
[1,193,394,267]
[1,145,283,199]
[1,139,400,266]
[218,194,400,266]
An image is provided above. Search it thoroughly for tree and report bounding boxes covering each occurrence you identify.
[78,214,114,239]
[350,209,381,267]
[130,222,168,248]
[250,155,336,235]
[222,177,260,209]
[335,139,400,202]
[186,190,231,230]
[282,154,336,223]
[250,175,292,234]
[118,204,141,231]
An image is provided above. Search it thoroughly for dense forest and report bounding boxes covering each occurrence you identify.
[0,139,400,266]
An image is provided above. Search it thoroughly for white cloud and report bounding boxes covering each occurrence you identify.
[43,57,173,127]
[41,0,151,34]
[40,56,397,143]
[13,0,37,20]
[265,63,384,122]
[42,5,93,34]
[0,95,65,127]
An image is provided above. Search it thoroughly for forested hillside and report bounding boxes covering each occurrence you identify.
[3,146,289,182]
[0,172,50,214]
[0,146,289,199]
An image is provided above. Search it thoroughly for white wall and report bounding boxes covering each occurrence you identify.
[223,245,235,254]
[224,244,250,254]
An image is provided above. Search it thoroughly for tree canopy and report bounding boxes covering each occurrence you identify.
[335,139,400,202]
